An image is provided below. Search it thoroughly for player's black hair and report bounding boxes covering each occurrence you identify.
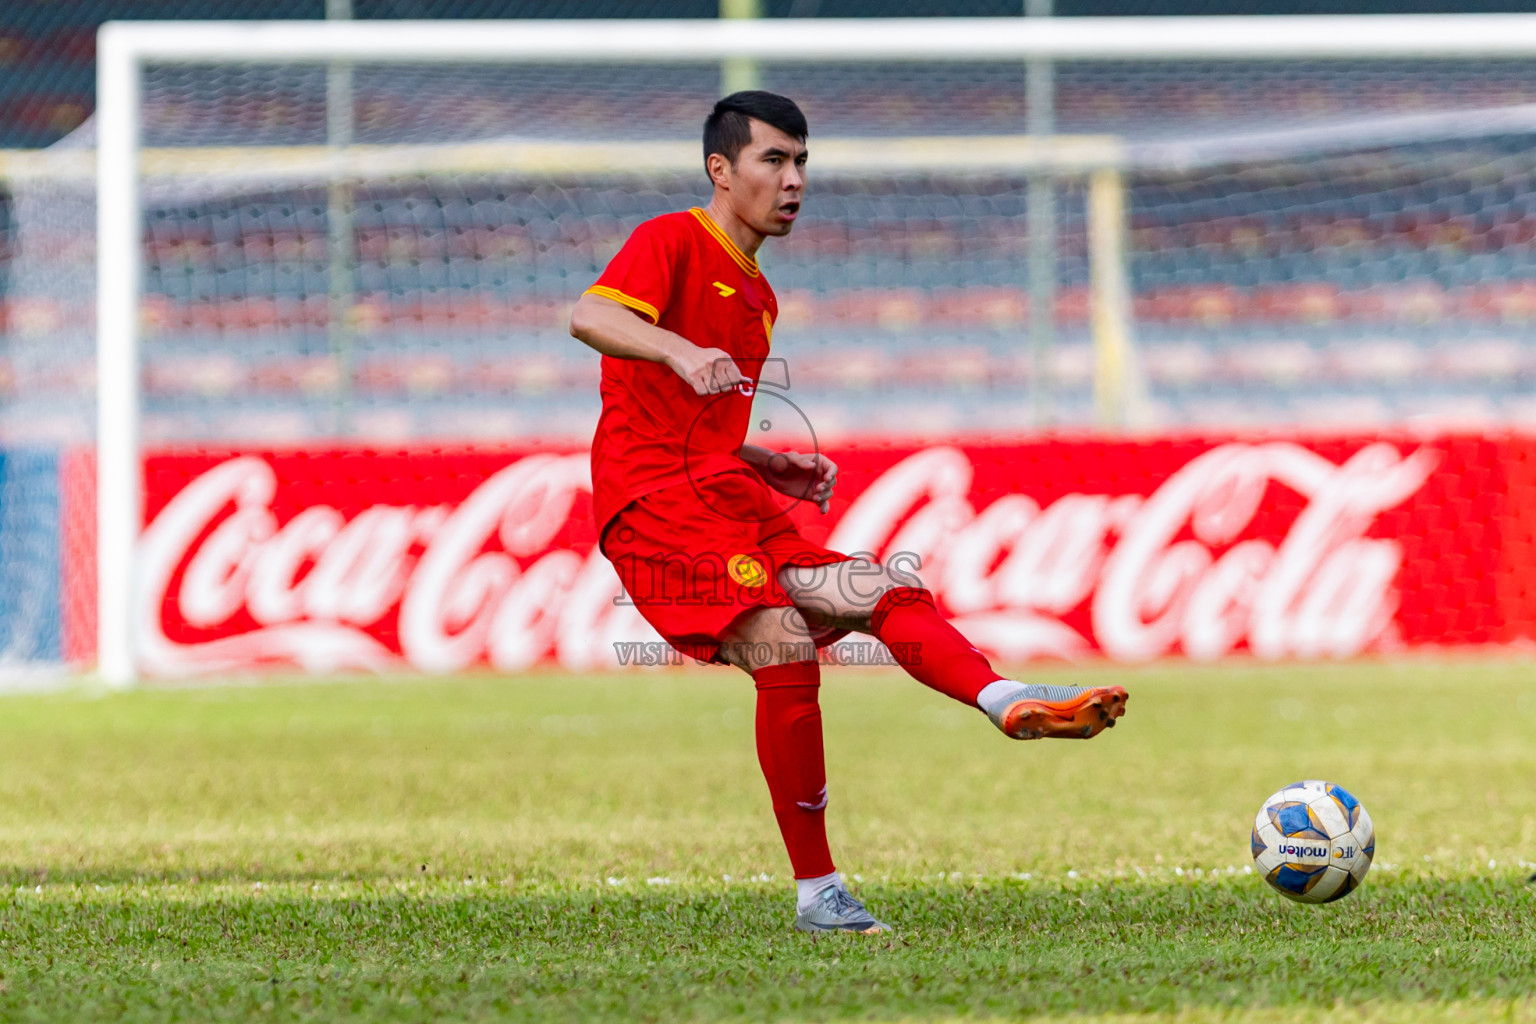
[703,91,808,173]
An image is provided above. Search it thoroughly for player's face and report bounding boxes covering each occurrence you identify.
[725,119,807,237]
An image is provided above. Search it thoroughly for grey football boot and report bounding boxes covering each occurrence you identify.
[981,681,1129,740]
[793,885,891,934]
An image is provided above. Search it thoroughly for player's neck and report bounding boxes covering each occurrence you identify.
[701,198,766,261]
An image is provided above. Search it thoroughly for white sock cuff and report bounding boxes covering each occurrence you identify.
[795,870,843,910]
[976,678,1021,715]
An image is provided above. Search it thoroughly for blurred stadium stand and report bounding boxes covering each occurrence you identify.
[6,2,1536,441]
[8,0,1536,149]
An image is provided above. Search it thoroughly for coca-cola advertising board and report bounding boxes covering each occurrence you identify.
[58,434,1536,675]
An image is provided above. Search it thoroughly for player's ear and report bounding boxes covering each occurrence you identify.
[706,152,732,190]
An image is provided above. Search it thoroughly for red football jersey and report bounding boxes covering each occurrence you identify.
[585,208,779,537]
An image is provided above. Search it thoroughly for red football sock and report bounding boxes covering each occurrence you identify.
[870,586,1003,707]
[752,660,835,879]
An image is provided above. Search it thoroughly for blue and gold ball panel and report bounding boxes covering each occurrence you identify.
[1266,862,1328,897]
[1326,784,1362,828]
[1269,801,1330,841]
[1319,871,1358,903]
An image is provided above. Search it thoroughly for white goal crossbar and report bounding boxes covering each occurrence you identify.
[95,14,1536,686]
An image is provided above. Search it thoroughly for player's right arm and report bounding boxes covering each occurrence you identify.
[571,216,744,397]
[569,293,744,397]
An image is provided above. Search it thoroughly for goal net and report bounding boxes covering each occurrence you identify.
[7,16,1536,681]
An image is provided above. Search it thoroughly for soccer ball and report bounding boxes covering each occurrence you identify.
[1250,780,1374,904]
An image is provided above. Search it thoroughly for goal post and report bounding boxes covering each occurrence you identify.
[76,13,1536,685]
[97,29,141,689]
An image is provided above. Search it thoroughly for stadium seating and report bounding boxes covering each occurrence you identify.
[6,3,1536,439]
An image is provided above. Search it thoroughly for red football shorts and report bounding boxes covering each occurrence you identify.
[600,469,853,664]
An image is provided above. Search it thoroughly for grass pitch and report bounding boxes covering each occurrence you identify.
[1,660,1535,1022]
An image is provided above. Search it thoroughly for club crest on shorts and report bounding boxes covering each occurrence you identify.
[727,554,768,588]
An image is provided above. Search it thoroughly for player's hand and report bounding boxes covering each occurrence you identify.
[668,344,748,396]
[760,451,838,514]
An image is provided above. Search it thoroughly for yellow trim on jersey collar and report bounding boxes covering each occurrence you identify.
[690,207,760,278]
[584,285,660,324]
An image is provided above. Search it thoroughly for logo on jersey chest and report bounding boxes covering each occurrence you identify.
[708,280,774,343]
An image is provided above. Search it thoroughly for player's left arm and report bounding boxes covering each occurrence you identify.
[740,444,837,515]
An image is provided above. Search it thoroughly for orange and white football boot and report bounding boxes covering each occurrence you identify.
[979,681,1129,740]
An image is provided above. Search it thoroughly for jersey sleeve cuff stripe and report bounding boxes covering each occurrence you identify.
[585,285,661,323]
